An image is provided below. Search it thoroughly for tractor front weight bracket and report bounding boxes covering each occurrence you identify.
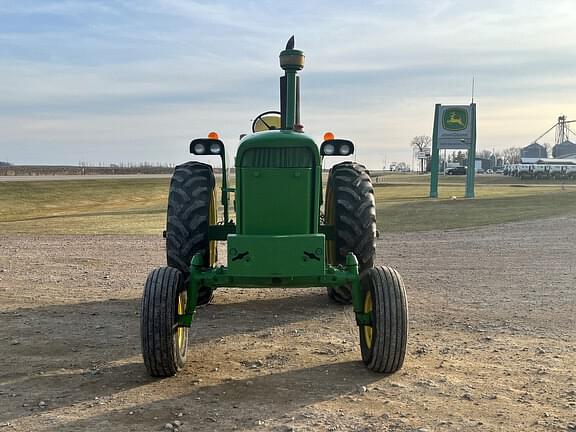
[177,253,203,327]
[177,251,371,328]
[345,252,371,326]
[346,253,362,312]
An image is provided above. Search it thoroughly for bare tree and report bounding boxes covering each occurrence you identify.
[501,147,522,164]
[477,149,492,160]
[410,135,432,173]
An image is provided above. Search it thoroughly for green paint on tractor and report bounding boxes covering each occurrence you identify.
[140,36,410,378]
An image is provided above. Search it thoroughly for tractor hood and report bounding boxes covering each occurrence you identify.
[236,130,320,169]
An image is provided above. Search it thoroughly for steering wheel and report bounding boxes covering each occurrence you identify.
[251,111,282,133]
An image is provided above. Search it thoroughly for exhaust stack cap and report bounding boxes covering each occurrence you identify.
[279,35,305,71]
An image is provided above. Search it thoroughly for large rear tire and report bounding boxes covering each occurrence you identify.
[359,266,408,373]
[141,267,188,377]
[166,161,217,306]
[325,162,376,304]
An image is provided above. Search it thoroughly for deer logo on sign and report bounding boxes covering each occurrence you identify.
[442,108,468,131]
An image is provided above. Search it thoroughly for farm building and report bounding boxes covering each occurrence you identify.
[475,158,491,171]
[552,140,576,158]
[521,143,547,159]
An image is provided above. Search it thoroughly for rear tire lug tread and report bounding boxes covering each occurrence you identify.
[166,161,216,306]
[325,161,376,305]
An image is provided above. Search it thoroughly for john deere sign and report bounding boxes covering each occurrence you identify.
[437,105,473,149]
[430,103,477,199]
[442,108,468,131]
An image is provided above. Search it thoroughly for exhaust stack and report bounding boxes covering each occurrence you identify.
[279,36,305,130]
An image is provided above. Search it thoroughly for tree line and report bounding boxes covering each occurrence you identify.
[409,135,531,172]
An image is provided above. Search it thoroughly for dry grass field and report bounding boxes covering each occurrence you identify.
[1,173,575,234]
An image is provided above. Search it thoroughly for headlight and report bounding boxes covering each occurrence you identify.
[323,143,335,155]
[338,144,351,155]
[193,143,206,154]
[190,137,225,156]
[321,138,354,156]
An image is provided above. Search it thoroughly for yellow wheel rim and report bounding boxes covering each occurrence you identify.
[363,291,373,348]
[176,291,187,352]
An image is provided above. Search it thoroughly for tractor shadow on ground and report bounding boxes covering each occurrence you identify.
[1,289,350,423]
[60,360,385,431]
[192,289,342,343]
[1,298,147,423]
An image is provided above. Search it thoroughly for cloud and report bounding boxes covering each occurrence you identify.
[0,0,117,15]
[0,0,575,167]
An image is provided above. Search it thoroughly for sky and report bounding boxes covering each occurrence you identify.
[0,0,575,169]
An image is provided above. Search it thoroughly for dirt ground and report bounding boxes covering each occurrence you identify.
[1,217,575,432]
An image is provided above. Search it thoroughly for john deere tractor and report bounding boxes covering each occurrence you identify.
[141,37,408,377]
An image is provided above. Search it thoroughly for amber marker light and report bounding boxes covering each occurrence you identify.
[323,132,335,141]
[208,131,219,140]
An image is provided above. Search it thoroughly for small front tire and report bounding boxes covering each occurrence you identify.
[359,266,408,373]
[141,267,189,377]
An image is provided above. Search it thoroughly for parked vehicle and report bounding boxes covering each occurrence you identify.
[446,166,466,175]
[502,163,575,179]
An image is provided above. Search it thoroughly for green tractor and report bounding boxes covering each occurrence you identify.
[140,37,408,377]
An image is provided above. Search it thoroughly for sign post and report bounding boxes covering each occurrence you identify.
[464,103,477,198]
[429,104,441,198]
[429,103,476,198]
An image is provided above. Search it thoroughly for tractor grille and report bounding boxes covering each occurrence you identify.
[239,147,314,168]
